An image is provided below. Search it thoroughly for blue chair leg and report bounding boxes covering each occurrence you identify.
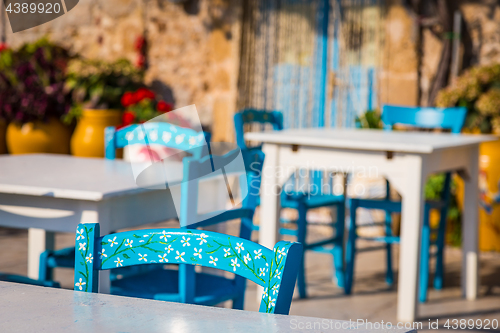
[296,203,308,299]
[179,264,196,304]
[232,295,245,310]
[384,210,394,286]
[435,172,451,290]
[333,203,345,289]
[419,205,432,303]
[345,199,358,295]
[39,250,53,281]
[232,276,246,310]
[434,206,448,290]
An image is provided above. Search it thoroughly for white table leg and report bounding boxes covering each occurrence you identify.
[396,156,425,323]
[27,228,55,279]
[462,145,479,300]
[259,144,281,248]
[257,144,281,302]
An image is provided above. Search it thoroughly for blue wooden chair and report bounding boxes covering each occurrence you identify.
[346,105,467,302]
[39,122,210,282]
[73,222,303,315]
[104,122,210,160]
[107,148,264,308]
[234,109,346,298]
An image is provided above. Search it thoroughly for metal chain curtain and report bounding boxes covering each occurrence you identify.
[237,0,386,129]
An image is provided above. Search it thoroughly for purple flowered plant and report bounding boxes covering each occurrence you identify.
[0,38,72,124]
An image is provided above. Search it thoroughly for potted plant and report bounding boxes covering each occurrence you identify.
[65,58,144,157]
[436,63,500,251]
[0,38,72,154]
[118,88,179,162]
[0,42,9,154]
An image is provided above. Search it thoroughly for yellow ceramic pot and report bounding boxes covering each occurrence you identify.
[71,109,121,157]
[478,139,500,251]
[6,117,71,154]
[455,138,500,251]
[0,119,7,154]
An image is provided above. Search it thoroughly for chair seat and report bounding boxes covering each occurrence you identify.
[257,193,344,209]
[43,247,75,269]
[350,197,445,212]
[111,267,241,306]
[282,193,344,209]
[0,273,60,288]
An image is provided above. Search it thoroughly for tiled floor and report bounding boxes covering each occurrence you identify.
[1,224,499,332]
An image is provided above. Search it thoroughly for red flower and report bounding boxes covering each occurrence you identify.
[136,54,145,68]
[0,43,8,52]
[134,36,146,51]
[122,111,136,126]
[157,100,173,113]
[136,88,155,102]
[121,92,137,107]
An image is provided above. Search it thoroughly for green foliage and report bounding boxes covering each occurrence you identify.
[424,174,447,200]
[436,63,500,134]
[355,109,383,129]
[64,58,144,123]
[424,173,462,247]
[128,99,161,122]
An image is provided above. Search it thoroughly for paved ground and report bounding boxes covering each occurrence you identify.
[1,223,499,332]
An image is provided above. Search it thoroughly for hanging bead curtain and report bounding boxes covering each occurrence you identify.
[237,0,386,129]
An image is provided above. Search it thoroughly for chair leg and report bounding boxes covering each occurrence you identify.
[179,264,196,304]
[419,205,432,303]
[384,210,394,286]
[345,200,358,295]
[434,206,448,290]
[435,172,452,290]
[232,297,244,310]
[232,275,247,310]
[333,203,345,289]
[296,203,308,299]
[38,250,53,281]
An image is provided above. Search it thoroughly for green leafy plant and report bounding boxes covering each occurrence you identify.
[436,63,500,134]
[434,63,500,246]
[355,109,383,129]
[424,173,461,246]
[64,58,144,123]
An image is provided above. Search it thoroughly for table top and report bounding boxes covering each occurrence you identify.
[245,128,495,154]
[0,154,181,201]
[0,282,414,333]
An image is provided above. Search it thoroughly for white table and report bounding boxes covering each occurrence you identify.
[0,154,224,291]
[246,128,495,322]
[0,282,415,333]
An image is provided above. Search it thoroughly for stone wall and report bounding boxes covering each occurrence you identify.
[419,0,500,105]
[379,1,419,106]
[3,0,242,142]
[3,0,500,133]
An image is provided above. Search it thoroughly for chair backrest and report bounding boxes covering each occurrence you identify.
[234,109,284,150]
[105,122,210,160]
[381,105,467,134]
[235,109,337,196]
[74,223,302,315]
[180,148,263,231]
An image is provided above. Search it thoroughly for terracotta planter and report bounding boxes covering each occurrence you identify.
[71,109,121,158]
[6,117,71,154]
[0,119,6,154]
